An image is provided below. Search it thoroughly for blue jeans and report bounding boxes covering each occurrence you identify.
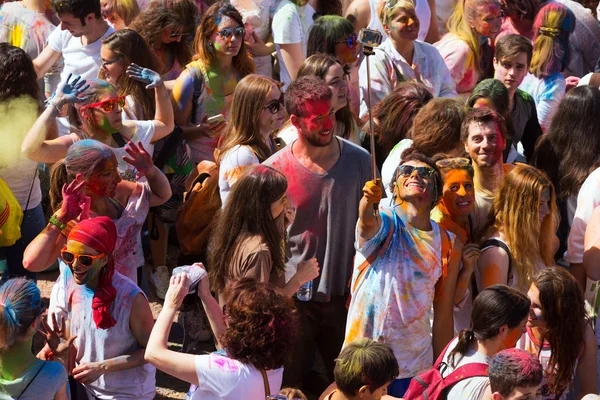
[387,377,413,398]
[0,204,45,282]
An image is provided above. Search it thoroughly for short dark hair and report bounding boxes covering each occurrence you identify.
[460,107,507,144]
[392,147,444,207]
[285,75,332,118]
[334,339,399,396]
[51,0,102,24]
[489,348,543,397]
[495,34,533,66]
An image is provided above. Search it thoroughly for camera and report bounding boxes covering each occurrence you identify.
[358,28,383,49]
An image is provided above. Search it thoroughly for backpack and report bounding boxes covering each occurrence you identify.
[403,339,489,400]
[0,178,23,247]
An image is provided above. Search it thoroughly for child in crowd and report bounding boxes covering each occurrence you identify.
[487,348,543,400]
[321,338,400,400]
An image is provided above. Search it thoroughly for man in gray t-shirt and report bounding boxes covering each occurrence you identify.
[264,76,372,390]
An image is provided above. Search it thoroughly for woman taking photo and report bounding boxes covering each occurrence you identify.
[0,278,68,399]
[517,267,598,399]
[209,165,319,306]
[476,164,558,293]
[22,139,171,284]
[146,275,298,398]
[172,1,255,164]
[43,216,156,399]
[359,0,455,118]
[435,0,503,94]
[218,74,285,204]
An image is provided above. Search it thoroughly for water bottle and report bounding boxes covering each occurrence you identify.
[296,280,312,301]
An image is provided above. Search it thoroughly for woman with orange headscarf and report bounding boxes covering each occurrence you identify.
[41,216,156,399]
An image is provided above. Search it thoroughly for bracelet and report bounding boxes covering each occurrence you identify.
[48,213,66,230]
[47,100,61,115]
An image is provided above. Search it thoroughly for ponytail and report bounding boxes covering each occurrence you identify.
[0,278,44,352]
[449,328,475,367]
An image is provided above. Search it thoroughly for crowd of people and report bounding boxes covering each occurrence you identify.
[1,0,600,398]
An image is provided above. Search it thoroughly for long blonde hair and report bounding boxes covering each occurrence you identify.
[446,0,500,74]
[218,74,280,163]
[490,164,558,291]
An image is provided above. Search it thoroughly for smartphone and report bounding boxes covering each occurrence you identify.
[207,114,225,124]
[358,28,383,48]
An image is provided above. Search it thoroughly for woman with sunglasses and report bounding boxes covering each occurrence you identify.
[432,155,481,332]
[0,278,68,399]
[172,2,255,164]
[346,148,461,397]
[476,164,558,295]
[358,0,456,119]
[22,65,175,181]
[42,216,156,399]
[279,54,360,145]
[23,139,172,283]
[217,74,285,205]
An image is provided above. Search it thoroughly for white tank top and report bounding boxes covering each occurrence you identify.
[366,0,430,41]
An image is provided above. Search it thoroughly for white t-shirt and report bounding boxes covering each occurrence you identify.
[381,138,413,197]
[189,352,283,400]
[272,0,315,89]
[219,145,260,205]
[441,337,491,400]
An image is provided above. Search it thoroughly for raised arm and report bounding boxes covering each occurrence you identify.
[33,45,62,80]
[344,0,371,34]
[358,179,383,248]
[454,243,480,306]
[279,43,305,82]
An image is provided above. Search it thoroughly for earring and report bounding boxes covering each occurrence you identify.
[209,42,214,48]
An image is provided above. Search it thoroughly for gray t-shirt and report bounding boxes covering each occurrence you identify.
[0,359,67,400]
[263,138,373,302]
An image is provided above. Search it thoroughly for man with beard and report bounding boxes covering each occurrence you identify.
[462,107,513,237]
[263,75,372,392]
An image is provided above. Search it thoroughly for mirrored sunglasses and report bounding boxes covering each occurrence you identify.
[217,26,245,39]
[80,96,126,113]
[397,165,435,179]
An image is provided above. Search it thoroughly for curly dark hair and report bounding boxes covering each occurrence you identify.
[0,44,38,102]
[221,278,298,370]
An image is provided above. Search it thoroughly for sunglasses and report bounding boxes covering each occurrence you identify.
[435,157,471,168]
[263,94,285,114]
[216,26,245,39]
[397,165,435,179]
[61,247,106,267]
[336,33,358,48]
[80,96,126,113]
[101,58,120,69]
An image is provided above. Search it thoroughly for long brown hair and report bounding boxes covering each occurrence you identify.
[489,165,558,291]
[100,29,160,120]
[208,165,288,294]
[218,74,280,163]
[533,267,587,397]
[192,2,255,77]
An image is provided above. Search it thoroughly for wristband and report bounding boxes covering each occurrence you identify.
[49,213,66,230]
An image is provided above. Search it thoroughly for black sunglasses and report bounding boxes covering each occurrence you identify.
[397,165,435,179]
[263,93,285,114]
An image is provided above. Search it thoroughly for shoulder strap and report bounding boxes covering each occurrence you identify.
[17,362,45,400]
[260,369,270,397]
[187,63,206,125]
[442,363,489,388]
[352,213,395,292]
[481,239,513,279]
[433,337,458,369]
[112,132,127,148]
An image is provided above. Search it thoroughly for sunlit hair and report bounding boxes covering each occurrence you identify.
[460,106,507,144]
[290,0,342,16]
[101,0,140,26]
[446,0,500,74]
[220,278,298,370]
[0,278,44,352]
[0,44,38,102]
[532,85,600,198]
[411,98,465,157]
[129,0,197,69]
[285,75,332,118]
[193,2,255,77]
[373,81,432,159]
[529,2,575,78]
[100,29,160,120]
[378,0,416,27]
[502,0,540,21]
[297,53,355,140]
[468,79,516,140]
[307,16,354,64]
[208,165,288,294]
[449,284,530,367]
[334,339,399,396]
[218,75,281,163]
[68,79,118,134]
[532,267,587,397]
[392,147,443,207]
[489,164,558,291]
[489,348,543,396]
[433,153,475,180]
[495,34,533,66]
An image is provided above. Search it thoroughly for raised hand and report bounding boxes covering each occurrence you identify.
[363,179,383,205]
[38,313,77,358]
[59,175,90,223]
[164,273,190,310]
[126,63,163,89]
[122,141,154,179]
[53,74,89,108]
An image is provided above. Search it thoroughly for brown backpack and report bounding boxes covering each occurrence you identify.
[176,161,222,255]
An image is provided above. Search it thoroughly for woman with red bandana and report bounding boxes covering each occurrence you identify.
[42,216,156,399]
